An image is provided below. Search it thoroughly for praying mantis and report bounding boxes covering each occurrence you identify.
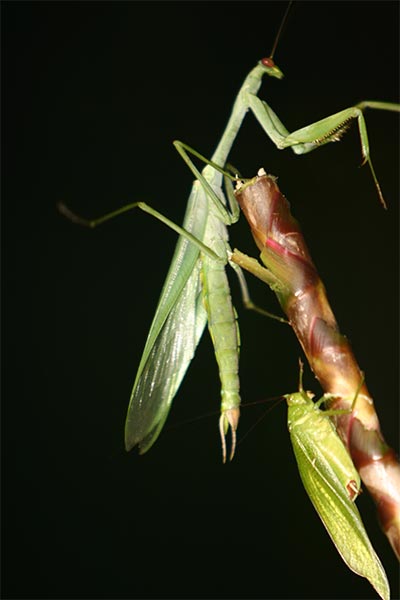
[61,5,399,464]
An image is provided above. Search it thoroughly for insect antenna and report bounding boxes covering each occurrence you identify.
[237,395,284,450]
[269,0,293,60]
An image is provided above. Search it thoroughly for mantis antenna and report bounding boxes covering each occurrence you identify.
[269,0,293,60]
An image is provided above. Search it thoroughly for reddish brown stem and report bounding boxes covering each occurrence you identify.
[233,171,400,558]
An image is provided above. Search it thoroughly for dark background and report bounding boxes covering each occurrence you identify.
[2,2,399,599]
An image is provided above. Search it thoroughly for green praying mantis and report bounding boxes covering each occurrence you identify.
[60,17,399,463]
[120,52,398,462]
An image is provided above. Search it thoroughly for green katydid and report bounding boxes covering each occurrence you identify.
[285,363,390,600]
[60,7,399,461]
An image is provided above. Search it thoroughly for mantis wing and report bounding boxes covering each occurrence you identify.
[125,183,209,453]
[291,432,390,600]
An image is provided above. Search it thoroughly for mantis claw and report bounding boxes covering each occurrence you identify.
[219,408,240,463]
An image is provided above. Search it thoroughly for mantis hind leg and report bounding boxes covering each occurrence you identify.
[58,200,224,263]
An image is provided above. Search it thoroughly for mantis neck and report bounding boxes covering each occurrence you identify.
[210,64,266,170]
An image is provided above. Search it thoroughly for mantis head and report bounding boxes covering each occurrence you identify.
[260,57,284,80]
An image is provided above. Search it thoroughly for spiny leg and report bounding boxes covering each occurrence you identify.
[248,94,399,208]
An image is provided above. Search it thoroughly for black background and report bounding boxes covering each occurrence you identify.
[2,2,399,599]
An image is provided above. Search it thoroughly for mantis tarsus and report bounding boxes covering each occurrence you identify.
[60,10,399,463]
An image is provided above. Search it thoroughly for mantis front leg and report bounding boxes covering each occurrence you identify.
[248,90,399,208]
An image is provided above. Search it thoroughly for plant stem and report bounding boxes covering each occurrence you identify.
[232,172,400,558]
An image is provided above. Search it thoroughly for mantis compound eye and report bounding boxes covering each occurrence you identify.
[261,57,276,68]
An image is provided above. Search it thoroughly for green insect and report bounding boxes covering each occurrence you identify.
[285,366,389,600]
[122,57,396,459]
[60,6,399,462]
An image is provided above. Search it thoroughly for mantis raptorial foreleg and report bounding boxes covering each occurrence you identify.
[248,95,399,208]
